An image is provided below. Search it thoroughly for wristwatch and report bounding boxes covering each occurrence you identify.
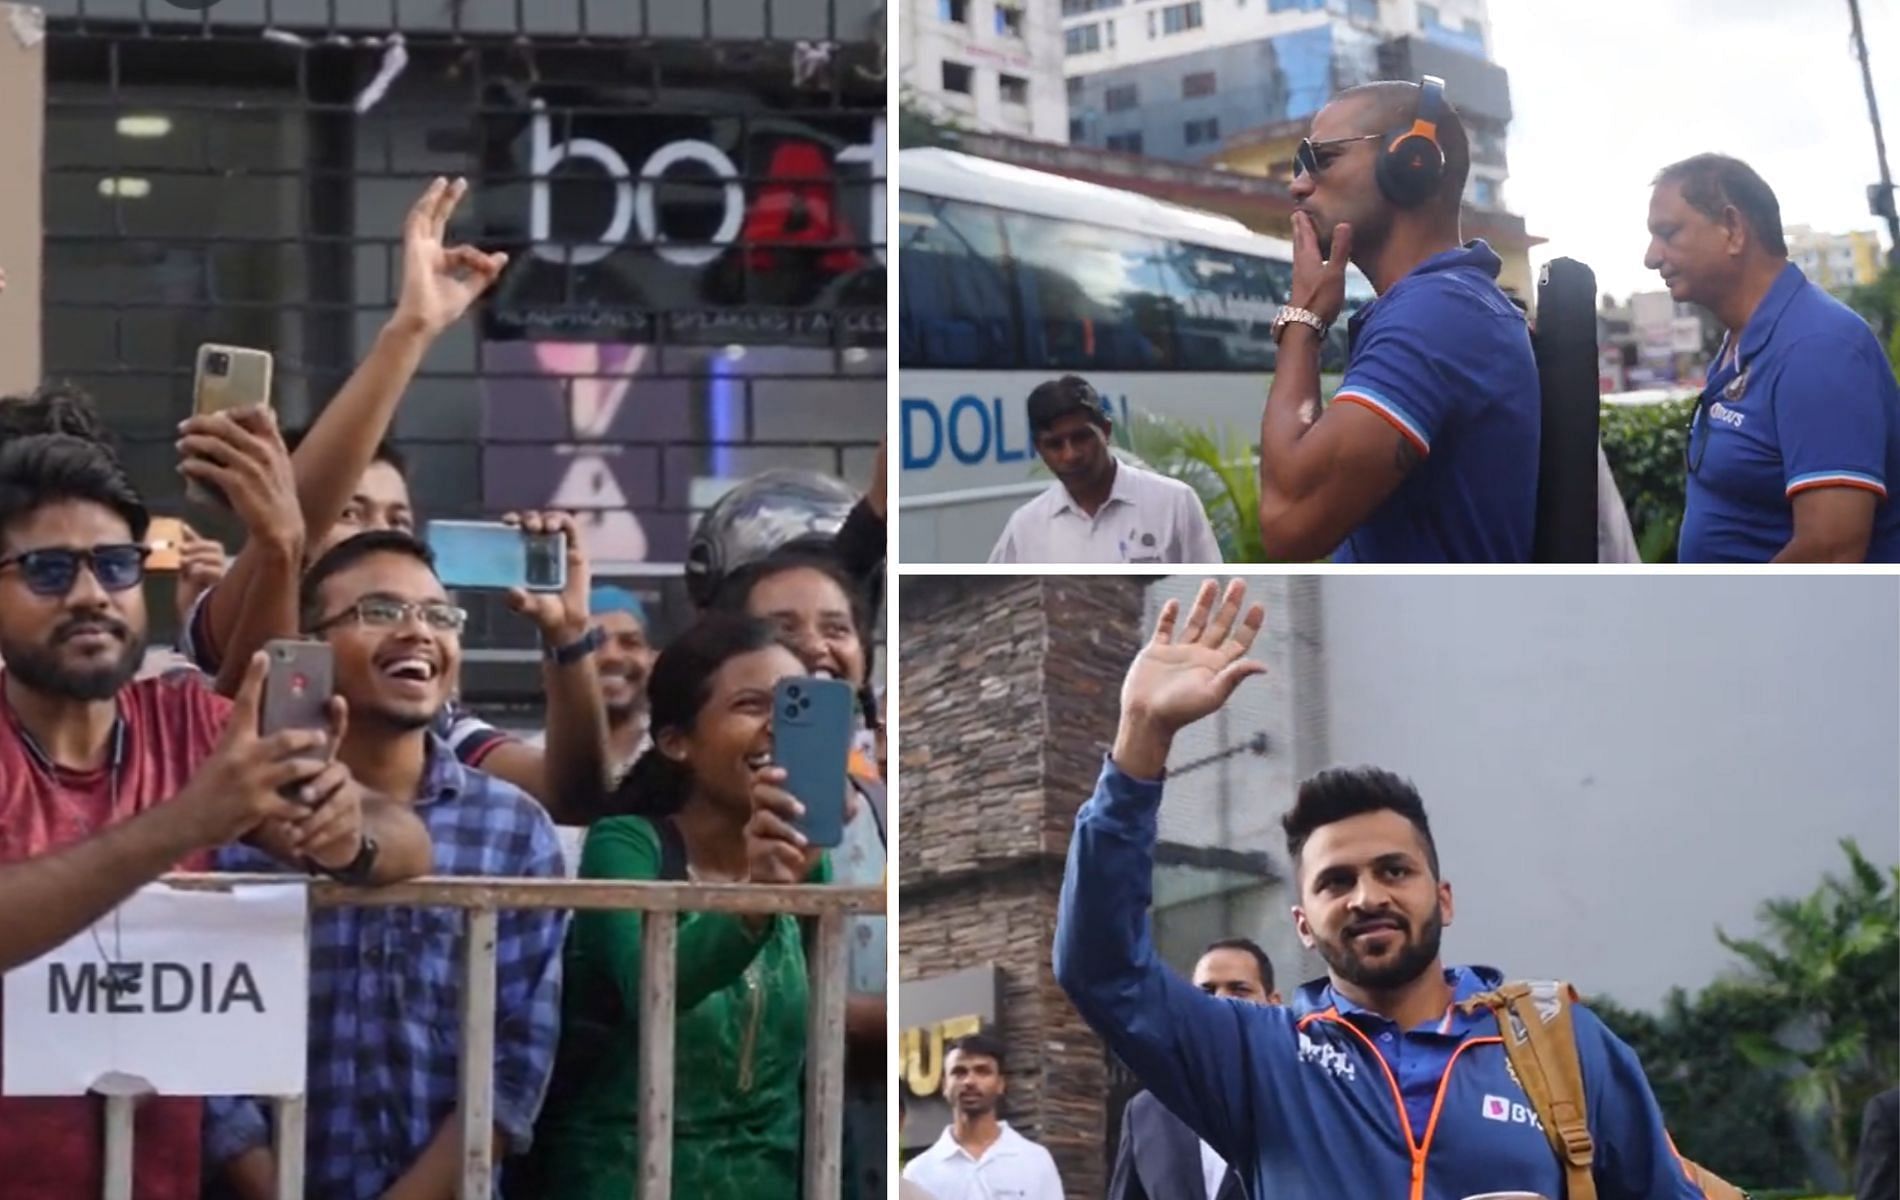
[309,834,379,886]
[545,624,605,666]
[1272,305,1330,343]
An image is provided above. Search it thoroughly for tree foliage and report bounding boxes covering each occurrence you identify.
[1592,841,1899,1193]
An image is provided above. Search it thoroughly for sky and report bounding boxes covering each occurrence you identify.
[1487,0,1900,302]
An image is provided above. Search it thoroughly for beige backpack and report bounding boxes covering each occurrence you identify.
[1457,981,1750,1200]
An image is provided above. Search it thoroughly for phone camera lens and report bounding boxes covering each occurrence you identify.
[206,351,231,377]
[787,685,802,699]
[799,697,812,709]
[784,704,800,719]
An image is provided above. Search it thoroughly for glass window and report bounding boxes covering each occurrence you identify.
[1065,23,1103,54]
[1184,117,1221,145]
[898,192,1017,368]
[938,0,969,22]
[1155,242,1290,371]
[1106,84,1140,112]
[1106,131,1145,154]
[942,60,974,94]
[996,4,1025,37]
[1183,71,1217,98]
[1162,2,1204,33]
[1003,211,1177,371]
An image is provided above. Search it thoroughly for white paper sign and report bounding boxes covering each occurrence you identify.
[2,883,310,1097]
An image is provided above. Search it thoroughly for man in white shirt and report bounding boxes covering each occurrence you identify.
[989,376,1223,564]
[1109,939,1281,1200]
[902,1032,1066,1200]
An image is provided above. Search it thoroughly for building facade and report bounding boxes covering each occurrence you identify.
[1787,224,1885,292]
[1064,0,1511,215]
[30,0,886,711]
[901,0,1069,142]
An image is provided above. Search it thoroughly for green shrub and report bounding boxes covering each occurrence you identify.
[1600,396,1696,562]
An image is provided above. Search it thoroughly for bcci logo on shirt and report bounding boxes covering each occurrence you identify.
[1482,1094,1544,1130]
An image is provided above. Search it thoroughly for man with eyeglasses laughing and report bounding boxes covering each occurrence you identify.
[1646,154,1900,562]
[1260,79,1539,562]
[0,424,432,1200]
[205,529,566,1200]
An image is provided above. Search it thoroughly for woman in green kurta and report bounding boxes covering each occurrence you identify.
[519,617,828,1200]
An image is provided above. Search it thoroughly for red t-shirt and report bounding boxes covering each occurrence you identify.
[0,672,232,1200]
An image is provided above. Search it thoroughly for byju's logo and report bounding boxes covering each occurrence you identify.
[1481,1094,1545,1130]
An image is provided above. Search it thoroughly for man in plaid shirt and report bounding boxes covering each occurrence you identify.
[205,531,567,1200]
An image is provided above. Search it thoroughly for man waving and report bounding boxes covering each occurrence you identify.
[1053,579,1712,1200]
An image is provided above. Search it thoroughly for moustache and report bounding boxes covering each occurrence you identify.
[1345,916,1407,938]
[55,617,129,644]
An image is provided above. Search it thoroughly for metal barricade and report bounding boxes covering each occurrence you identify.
[98,873,885,1200]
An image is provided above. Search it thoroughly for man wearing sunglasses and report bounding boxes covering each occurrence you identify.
[0,428,432,1199]
[1258,79,1539,562]
[1646,154,1900,562]
[206,529,565,1200]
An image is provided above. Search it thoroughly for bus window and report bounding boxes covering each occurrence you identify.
[1156,242,1291,371]
[899,192,1018,368]
[1002,211,1178,372]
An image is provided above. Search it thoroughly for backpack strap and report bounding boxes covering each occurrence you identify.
[1459,980,1597,1200]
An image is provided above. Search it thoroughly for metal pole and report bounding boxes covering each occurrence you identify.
[103,1095,136,1200]
[1848,0,1900,268]
[636,913,680,1200]
[458,908,500,1200]
[801,911,849,1200]
[271,1095,307,1200]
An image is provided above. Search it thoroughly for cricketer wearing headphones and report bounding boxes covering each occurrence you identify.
[1258,77,1540,563]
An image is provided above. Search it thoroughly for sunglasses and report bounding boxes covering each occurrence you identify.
[1294,133,1383,179]
[0,544,151,597]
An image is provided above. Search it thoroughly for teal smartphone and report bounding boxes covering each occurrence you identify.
[772,676,854,849]
[426,520,567,593]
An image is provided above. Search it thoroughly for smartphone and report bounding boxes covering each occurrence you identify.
[426,520,568,593]
[188,344,274,507]
[772,676,854,849]
[260,639,333,737]
[146,516,185,573]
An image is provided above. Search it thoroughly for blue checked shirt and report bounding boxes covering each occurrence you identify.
[204,737,567,1200]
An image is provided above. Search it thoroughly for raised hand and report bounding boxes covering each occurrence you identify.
[1112,579,1267,779]
[392,177,508,338]
[173,523,228,626]
[173,653,334,850]
[1289,210,1353,328]
[501,510,591,646]
[745,766,823,887]
[176,405,303,552]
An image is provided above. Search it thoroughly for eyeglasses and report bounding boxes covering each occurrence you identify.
[0,544,150,597]
[310,597,468,635]
[1295,134,1383,179]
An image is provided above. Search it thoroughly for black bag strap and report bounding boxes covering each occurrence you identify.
[851,776,888,847]
[652,815,691,882]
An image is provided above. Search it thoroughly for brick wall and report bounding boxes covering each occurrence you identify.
[898,574,1147,1200]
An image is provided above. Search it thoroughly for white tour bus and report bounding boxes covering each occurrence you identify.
[899,146,1374,563]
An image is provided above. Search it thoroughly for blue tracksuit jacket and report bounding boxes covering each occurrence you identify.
[1053,758,1708,1200]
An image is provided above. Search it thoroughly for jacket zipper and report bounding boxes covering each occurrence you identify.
[736,962,764,1093]
[1303,1010,1500,1200]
